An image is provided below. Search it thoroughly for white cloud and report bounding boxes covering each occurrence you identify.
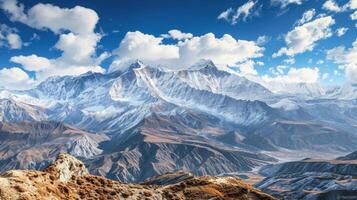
[0,67,35,90]
[0,0,107,89]
[177,33,263,67]
[10,54,104,82]
[326,39,357,83]
[273,16,335,57]
[232,0,256,24]
[218,1,258,25]
[349,0,357,9]
[276,65,287,74]
[6,33,21,49]
[271,0,306,8]
[322,73,329,80]
[263,67,320,83]
[322,0,357,13]
[161,29,193,40]
[351,11,357,20]
[1,0,98,35]
[336,27,348,37]
[112,31,179,64]
[233,60,258,76]
[10,54,52,72]
[283,57,295,64]
[0,23,22,49]
[256,35,270,45]
[217,8,233,21]
[272,65,288,75]
[0,0,27,22]
[0,0,102,64]
[110,31,264,71]
[55,32,101,65]
[297,9,315,25]
[323,0,342,12]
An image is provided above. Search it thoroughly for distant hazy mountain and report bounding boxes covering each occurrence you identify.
[256,152,357,200]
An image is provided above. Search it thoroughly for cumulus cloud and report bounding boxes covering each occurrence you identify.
[297,9,315,25]
[262,67,320,83]
[55,32,101,65]
[0,0,102,63]
[0,67,35,90]
[161,29,193,40]
[0,23,22,49]
[0,0,107,88]
[336,27,348,37]
[322,0,357,13]
[218,1,259,25]
[273,16,335,57]
[233,60,259,76]
[110,31,264,71]
[1,0,98,35]
[10,54,104,82]
[244,66,322,94]
[323,0,342,12]
[326,39,357,83]
[271,0,306,8]
[112,31,179,64]
[10,54,52,72]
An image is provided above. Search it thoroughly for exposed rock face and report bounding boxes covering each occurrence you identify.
[44,153,89,182]
[0,153,277,200]
[255,156,357,200]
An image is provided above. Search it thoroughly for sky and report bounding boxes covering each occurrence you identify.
[0,0,356,90]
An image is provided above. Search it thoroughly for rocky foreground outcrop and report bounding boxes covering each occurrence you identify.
[0,153,276,200]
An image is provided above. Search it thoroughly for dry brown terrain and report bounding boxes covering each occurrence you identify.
[0,153,277,200]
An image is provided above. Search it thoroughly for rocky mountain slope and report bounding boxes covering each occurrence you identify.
[0,153,277,200]
[255,152,357,200]
[0,119,277,182]
[0,121,108,172]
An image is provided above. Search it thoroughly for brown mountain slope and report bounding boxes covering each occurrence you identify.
[0,153,277,200]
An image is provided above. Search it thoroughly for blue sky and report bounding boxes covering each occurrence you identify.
[0,0,356,89]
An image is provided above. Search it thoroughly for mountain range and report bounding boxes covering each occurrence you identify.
[0,60,357,184]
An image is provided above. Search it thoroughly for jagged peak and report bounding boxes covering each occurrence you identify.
[44,153,88,182]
